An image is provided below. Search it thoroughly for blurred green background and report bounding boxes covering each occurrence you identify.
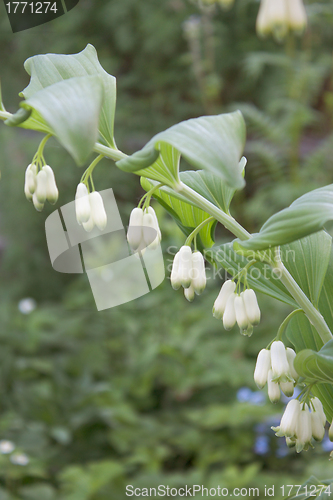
[1,0,333,498]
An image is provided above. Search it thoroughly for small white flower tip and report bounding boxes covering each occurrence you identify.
[178,246,193,289]
[254,349,271,389]
[82,214,95,233]
[32,192,44,212]
[127,207,144,250]
[222,292,236,331]
[25,164,37,195]
[90,192,107,231]
[242,289,261,326]
[147,206,162,240]
[191,251,206,295]
[213,280,236,320]
[171,252,181,290]
[234,294,249,331]
[311,397,326,426]
[184,283,195,302]
[267,369,281,403]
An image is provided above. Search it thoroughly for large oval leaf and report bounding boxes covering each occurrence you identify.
[20,76,103,165]
[21,44,117,148]
[117,111,246,189]
[236,184,333,251]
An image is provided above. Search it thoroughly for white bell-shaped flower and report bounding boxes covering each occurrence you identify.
[311,411,325,442]
[311,397,326,427]
[242,289,261,326]
[280,381,294,398]
[75,183,91,224]
[32,192,44,212]
[267,369,281,403]
[171,252,181,291]
[191,251,206,295]
[254,348,271,389]
[142,211,159,249]
[42,165,58,204]
[272,398,300,437]
[270,341,291,382]
[82,213,95,233]
[213,280,236,320]
[234,294,249,332]
[286,347,299,382]
[178,246,193,289]
[287,0,307,31]
[147,206,162,241]
[35,169,47,204]
[127,207,144,250]
[223,293,237,331]
[89,192,107,231]
[295,404,312,453]
[24,164,37,201]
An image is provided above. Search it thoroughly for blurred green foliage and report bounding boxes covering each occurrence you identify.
[1,0,333,498]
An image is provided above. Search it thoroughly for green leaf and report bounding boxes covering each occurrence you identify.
[281,231,332,307]
[319,245,333,334]
[21,76,103,165]
[236,184,333,251]
[117,111,246,189]
[206,242,297,306]
[294,339,333,384]
[21,44,117,148]
[141,174,216,248]
[137,142,181,187]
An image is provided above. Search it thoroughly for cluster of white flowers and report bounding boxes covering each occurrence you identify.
[127,206,161,252]
[254,341,298,402]
[75,183,107,232]
[212,280,260,336]
[24,164,58,211]
[171,246,206,301]
[272,397,327,453]
[256,0,307,40]
[0,440,29,465]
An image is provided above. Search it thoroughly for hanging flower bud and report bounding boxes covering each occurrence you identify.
[272,399,300,437]
[280,381,294,398]
[254,349,271,389]
[286,347,299,382]
[311,411,325,442]
[295,404,312,453]
[42,165,58,204]
[75,183,91,224]
[89,192,107,231]
[191,251,206,295]
[32,192,44,212]
[311,398,326,427]
[35,169,47,204]
[287,0,307,32]
[142,212,159,249]
[127,207,143,250]
[184,283,195,302]
[170,252,181,291]
[147,206,162,241]
[267,369,280,403]
[270,341,291,382]
[82,214,95,233]
[213,280,236,320]
[178,246,193,289]
[223,293,237,331]
[242,289,261,326]
[234,294,249,332]
[24,164,37,201]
